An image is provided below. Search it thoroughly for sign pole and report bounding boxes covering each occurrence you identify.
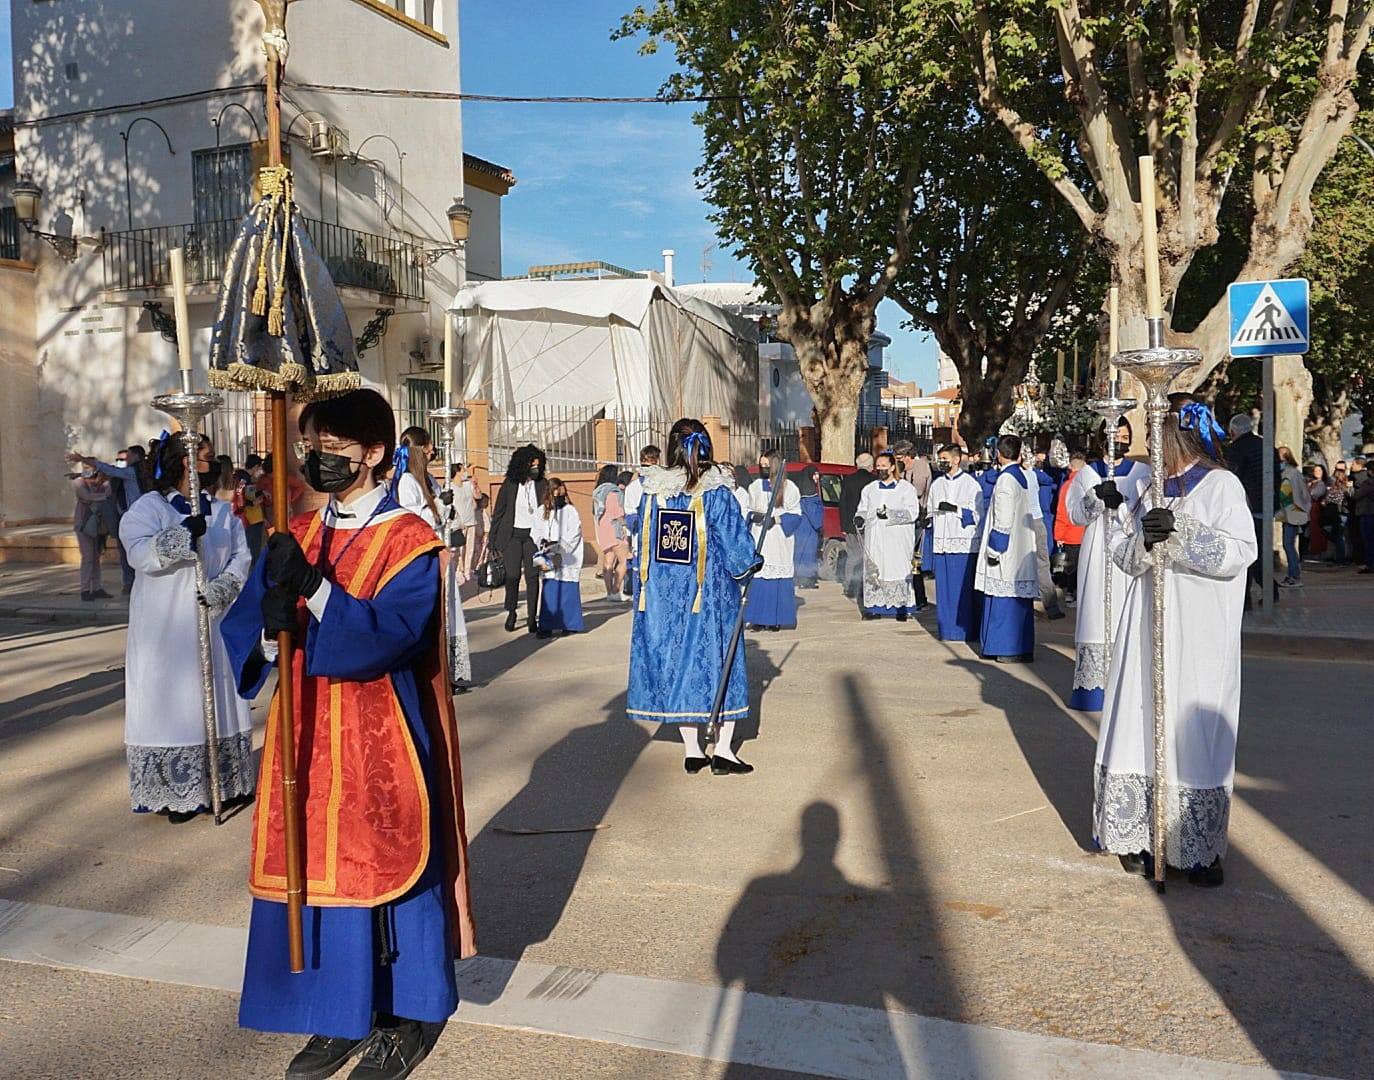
[1261,354,1275,622]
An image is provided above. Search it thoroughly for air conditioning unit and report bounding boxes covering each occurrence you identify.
[308,120,348,159]
[409,336,440,369]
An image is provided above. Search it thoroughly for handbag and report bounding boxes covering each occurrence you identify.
[80,511,103,539]
[477,552,507,590]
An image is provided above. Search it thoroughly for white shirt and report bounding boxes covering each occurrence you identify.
[513,479,539,530]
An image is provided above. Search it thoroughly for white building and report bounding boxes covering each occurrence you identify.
[3,0,510,521]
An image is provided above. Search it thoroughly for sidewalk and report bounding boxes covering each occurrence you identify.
[1240,560,1374,650]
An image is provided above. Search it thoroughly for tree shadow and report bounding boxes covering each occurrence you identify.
[463,690,650,1001]
[467,606,627,686]
[711,674,978,1078]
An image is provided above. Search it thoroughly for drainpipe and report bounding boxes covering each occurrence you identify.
[661,249,675,288]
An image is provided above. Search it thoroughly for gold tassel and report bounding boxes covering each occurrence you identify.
[691,493,706,614]
[251,166,293,330]
[637,495,654,612]
[268,171,292,337]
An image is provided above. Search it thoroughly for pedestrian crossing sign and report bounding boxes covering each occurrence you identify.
[1227,278,1309,357]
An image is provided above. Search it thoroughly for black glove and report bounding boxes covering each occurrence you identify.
[266,531,323,598]
[876,506,889,520]
[182,514,207,540]
[261,585,299,636]
[937,501,957,514]
[448,528,467,550]
[1095,481,1124,510]
[986,553,1001,567]
[1141,507,1176,550]
[853,515,865,531]
[747,511,766,525]
[439,488,454,506]
[734,556,766,581]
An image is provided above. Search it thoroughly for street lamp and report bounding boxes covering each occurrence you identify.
[8,174,103,262]
[413,197,472,268]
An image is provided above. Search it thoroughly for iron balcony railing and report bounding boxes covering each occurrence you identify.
[102,217,427,300]
[0,207,20,262]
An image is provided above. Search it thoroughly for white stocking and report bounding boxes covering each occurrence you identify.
[713,721,739,761]
[679,723,705,759]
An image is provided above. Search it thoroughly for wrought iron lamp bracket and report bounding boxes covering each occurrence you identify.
[143,301,179,345]
[355,307,395,355]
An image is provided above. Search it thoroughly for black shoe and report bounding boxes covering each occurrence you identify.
[1118,851,1155,878]
[683,755,710,775]
[1046,609,1067,621]
[349,1021,431,1079]
[1187,858,1224,887]
[91,589,113,599]
[222,791,256,811]
[535,628,553,639]
[912,603,929,614]
[166,808,200,824]
[861,611,877,621]
[994,654,1034,664]
[287,1034,370,1080]
[711,755,754,776]
[80,591,95,602]
[503,610,518,632]
[896,610,908,622]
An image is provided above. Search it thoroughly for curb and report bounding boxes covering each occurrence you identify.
[0,604,129,628]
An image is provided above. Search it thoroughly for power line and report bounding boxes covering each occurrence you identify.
[287,81,731,104]
[11,84,264,129]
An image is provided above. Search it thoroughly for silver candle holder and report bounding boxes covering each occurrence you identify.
[152,372,227,824]
[1085,393,1138,666]
[1110,319,1197,892]
[429,399,472,694]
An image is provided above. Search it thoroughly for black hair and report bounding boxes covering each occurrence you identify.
[153,433,215,495]
[244,453,263,471]
[795,463,819,497]
[996,434,1023,462]
[640,444,662,464]
[398,425,440,523]
[617,470,634,487]
[734,464,753,491]
[298,388,396,481]
[214,454,235,489]
[506,444,545,483]
[666,417,716,489]
[596,463,619,486]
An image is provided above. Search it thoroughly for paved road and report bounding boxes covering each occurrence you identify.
[0,581,1370,1079]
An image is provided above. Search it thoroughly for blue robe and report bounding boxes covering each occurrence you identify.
[743,480,802,628]
[627,482,759,723]
[980,594,1035,657]
[793,494,825,584]
[222,552,458,1040]
[539,580,585,632]
[1034,467,1058,556]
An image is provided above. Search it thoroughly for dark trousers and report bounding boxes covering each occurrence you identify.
[912,570,928,607]
[503,528,540,625]
[116,537,134,591]
[1362,515,1374,570]
[1246,513,1278,607]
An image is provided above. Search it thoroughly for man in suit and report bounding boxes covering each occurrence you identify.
[1228,413,1281,608]
[839,453,876,602]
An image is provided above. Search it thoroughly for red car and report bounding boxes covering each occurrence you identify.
[743,461,856,581]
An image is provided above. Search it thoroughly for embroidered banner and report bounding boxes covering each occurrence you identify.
[655,508,695,565]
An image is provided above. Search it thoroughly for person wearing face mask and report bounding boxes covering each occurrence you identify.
[743,451,803,631]
[532,477,586,636]
[1063,419,1151,711]
[71,464,116,601]
[220,388,475,1079]
[70,443,152,593]
[489,444,549,633]
[926,444,984,642]
[118,433,253,823]
[974,434,1040,662]
[854,451,922,621]
[792,464,825,590]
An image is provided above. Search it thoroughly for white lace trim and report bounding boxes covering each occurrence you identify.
[152,523,195,568]
[1112,529,1151,577]
[1073,642,1108,691]
[199,570,244,616]
[1168,512,1228,577]
[450,629,472,683]
[864,577,915,609]
[978,577,1040,598]
[933,537,979,554]
[127,732,255,813]
[639,464,734,498]
[1092,764,1231,870]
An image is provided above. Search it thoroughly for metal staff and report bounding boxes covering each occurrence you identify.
[153,377,226,824]
[1112,325,1196,893]
[1085,394,1136,665]
[430,399,472,692]
[707,451,786,748]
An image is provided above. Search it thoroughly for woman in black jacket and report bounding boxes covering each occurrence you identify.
[490,444,549,631]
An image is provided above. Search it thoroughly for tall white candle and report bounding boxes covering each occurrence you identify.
[443,310,456,399]
[1108,284,1119,393]
[169,247,193,372]
[1138,155,1163,320]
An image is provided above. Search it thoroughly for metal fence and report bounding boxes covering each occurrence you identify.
[856,415,935,457]
[0,207,21,262]
[205,392,265,465]
[488,403,604,476]
[103,216,426,300]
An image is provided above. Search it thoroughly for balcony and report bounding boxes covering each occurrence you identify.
[101,217,427,301]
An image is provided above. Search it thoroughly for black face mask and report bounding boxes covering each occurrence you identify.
[303,450,361,493]
[529,463,545,481]
[197,465,218,488]
[554,495,568,509]
[1112,441,1132,459]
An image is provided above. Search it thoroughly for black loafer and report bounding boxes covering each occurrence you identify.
[1187,858,1224,887]
[287,1034,370,1080]
[503,611,518,632]
[711,755,754,776]
[166,809,200,824]
[683,755,711,774]
[896,611,909,622]
[1118,851,1155,878]
[994,654,1034,664]
[348,1021,431,1079]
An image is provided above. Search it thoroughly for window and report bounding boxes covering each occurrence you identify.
[192,145,252,224]
[407,378,443,443]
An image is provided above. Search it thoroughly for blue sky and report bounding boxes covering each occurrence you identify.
[0,0,938,389]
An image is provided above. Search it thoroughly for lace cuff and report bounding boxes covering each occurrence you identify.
[1080,489,1105,522]
[199,571,244,616]
[888,508,915,525]
[152,523,195,568]
[1166,512,1229,577]
[1112,528,1151,577]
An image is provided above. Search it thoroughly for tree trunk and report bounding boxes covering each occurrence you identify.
[781,303,874,465]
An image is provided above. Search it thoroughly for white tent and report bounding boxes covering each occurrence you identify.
[448,278,759,433]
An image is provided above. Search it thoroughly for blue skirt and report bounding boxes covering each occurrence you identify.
[538,579,584,632]
[1069,686,1105,711]
[933,552,979,642]
[745,577,797,628]
[239,671,458,1039]
[979,595,1034,658]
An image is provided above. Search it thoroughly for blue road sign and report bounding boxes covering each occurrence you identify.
[1227,278,1309,357]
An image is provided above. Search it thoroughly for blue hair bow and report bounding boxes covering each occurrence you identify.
[1179,402,1226,455]
[387,444,411,504]
[682,430,711,459]
[152,429,171,479]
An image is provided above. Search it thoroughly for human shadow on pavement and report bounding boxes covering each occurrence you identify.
[464,690,650,996]
[467,606,626,687]
[711,674,979,1078]
[0,667,125,745]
